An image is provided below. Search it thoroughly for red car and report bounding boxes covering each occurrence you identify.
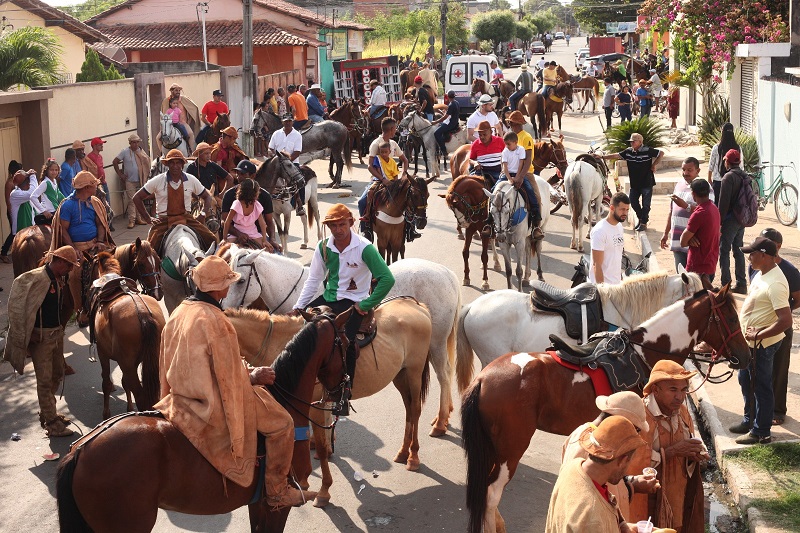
[531,41,546,54]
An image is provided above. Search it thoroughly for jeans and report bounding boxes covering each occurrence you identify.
[293,119,308,130]
[640,104,651,117]
[673,250,688,271]
[719,217,745,287]
[619,105,632,122]
[174,122,191,140]
[308,114,324,124]
[434,123,458,155]
[773,328,793,417]
[425,113,434,121]
[509,90,529,111]
[604,106,613,128]
[738,342,780,436]
[628,186,652,225]
[712,181,721,205]
[472,167,501,188]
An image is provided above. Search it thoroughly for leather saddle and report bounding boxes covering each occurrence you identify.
[369,106,387,119]
[443,125,462,143]
[548,331,651,394]
[530,281,604,343]
[88,274,140,344]
[354,308,377,349]
[298,123,315,134]
[575,153,609,177]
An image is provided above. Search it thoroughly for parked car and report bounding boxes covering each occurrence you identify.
[575,50,590,68]
[531,41,546,54]
[586,52,631,64]
[507,49,524,66]
[575,47,589,58]
[554,32,565,40]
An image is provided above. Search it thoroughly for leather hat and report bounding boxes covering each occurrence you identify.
[128,133,142,142]
[191,255,241,292]
[71,140,85,150]
[643,359,698,395]
[595,392,649,432]
[579,415,646,460]
[169,83,182,91]
[507,111,526,125]
[192,142,212,157]
[322,203,354,225]
[161,149,187,164]
[476,120,493,133]
[221,126,238,139]
[72,170,99,189]
[49,245,80,267]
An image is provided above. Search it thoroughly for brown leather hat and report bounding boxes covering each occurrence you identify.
[162,149,187,164]
[72,170,99,189]
[192,142,212,157]
[476,120,493,133]
[322,203,354,225]
[49,245,80,266]
[221,126,238,139]
[507,111,526,125]
[191,256,241,292]
[71,140,85,150]
[595,392,649,432]
[579,415,646,460]
[643,359,698,395]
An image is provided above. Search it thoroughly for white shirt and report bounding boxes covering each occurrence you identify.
[30,177,59,213]
[588,218,624,285]
[368,137,403,159]
[10,177,46,234]
[268,128,303,154]
[143,172,206,216]
[649,73,663,93]
[501,146,526,174]
[369,85,387,106]
[467,110,499,140]
[537,59,547,70]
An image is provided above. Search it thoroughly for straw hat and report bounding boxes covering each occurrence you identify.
[507,111,526,125]
[192,142,212,157]
[221,126,238,139]
[643,360,698,395]
[478,94,493,105]
[71,140,85,150]
[128,133,142,142]
[161,149,187,164]
[169,83,182,91]
[322,203,354,225]
[476,120,493,133]
[579,415,646,460]
[191,256,241,292]
[72,170,99,189]
[595,392,649,432]
[49,245,80,267]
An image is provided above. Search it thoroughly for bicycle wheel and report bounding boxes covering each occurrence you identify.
[750,175,767,210]
[774,183,798,226]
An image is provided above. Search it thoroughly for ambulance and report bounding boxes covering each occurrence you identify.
[444,54,498,118]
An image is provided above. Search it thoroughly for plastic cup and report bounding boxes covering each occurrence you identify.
[642,467,657,479]
[636,520,654,533]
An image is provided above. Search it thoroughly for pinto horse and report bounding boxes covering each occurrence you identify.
[461,285,750,533]
[56,310,352,533]
[371,176,433,264]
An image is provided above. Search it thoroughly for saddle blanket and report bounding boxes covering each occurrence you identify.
[547,350,612,396]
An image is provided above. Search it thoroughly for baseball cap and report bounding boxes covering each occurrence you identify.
[760,228,783,245]
[741,236,778,256]
[91,137,106,146]
[233,160,257,175]
[213,89,223,96]
[414,75,423,83]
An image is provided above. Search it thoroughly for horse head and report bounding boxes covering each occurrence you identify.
[214,113,230,131]
[547,136,569,175]
[470,78,486,96]
[408,176,433,230]
[690,285,751,369]
[132,237,163,300]
[91,251,121,280]
[221,247,264,310]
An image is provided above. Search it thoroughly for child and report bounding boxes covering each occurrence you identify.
[222,179,268,248]
[31,158,65,223]
[361,143,403,241]
[497,131,544,242]
[167,97,192,145]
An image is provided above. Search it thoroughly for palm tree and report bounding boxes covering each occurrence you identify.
[0,26,64,91]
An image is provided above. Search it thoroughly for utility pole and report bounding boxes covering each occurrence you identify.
[197,2,209,71]
[440,0,447,69]
[242,0,254,154]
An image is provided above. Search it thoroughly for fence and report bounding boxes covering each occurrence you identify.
[256,69,304,101]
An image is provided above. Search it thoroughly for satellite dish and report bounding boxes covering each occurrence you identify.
[93,43,128,64]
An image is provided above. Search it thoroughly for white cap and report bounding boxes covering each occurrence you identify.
[310,83,322,90]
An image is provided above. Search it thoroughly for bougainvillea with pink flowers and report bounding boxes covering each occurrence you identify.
[639,0,788,81]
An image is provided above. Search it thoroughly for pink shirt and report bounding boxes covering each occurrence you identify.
[230,199,264,239]
[167,107,182,123]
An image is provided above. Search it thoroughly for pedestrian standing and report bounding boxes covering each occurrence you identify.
[707,122,739,203]
[589,192,630,285]
[615,86,633,123]
[602,78,616,129]
[680,178,720,285]
[1,160,24,262]
[112,133,152,228]
[717,149,748,293]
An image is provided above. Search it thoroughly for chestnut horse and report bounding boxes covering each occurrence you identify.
[205,112,231,145]
[448,137,569,183]
[470,78,514,108]
[10,224,52,276]
[329,98,367,165]
[372,176,433,264]
[114,237,163,301]
[461,285,751,533]
[56,310,351,533]
[543,81,574,132]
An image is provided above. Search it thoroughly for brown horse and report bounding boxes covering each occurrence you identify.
[517,92,547,139]
[10,224,52,276]
[114,237,163,301]
[543,81,573,132]
[329,98,367,165]
[205,112,231,145]
[569,75,600,112]
[532,136,570,176]
[470,78,514,108]
[399,67,420,96]
[461,285,751,533]
[371,176,433,264]
[56,310,352,533]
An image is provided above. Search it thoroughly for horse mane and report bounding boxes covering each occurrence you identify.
[448,174,484,193]
[270,320,320,396]
[597,271,671,326]
[95,251,122,275]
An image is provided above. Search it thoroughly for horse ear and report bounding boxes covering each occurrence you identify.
[718,283,731,297]
[482,188,491,198]
[335,306,355,331]
[424,177,436,184]
[678,263,687,275]
[135,237,142,249]
[700,275,714,291]
[299,309,315,322]
[204,241,217,257]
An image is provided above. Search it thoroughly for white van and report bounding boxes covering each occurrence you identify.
[444,54,498,118]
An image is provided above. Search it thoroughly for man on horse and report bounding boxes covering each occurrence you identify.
[540,61,558,100]
[509,64,534,112]
[196,89,229,145]
[132,149,218,256]
[306,84,326,124]
[468,120,505,188]
[287,84,309,130]
[4,246,80,438]
[432,90,461,159]
[155,255,317,508]
[366,79,387,119]
[188,141,234,195]
[501,111,544,242]
[291,204,395,416]
[489,60,504,98]
[161,83,201,144]
[113,133,152,229]
[466,94,501,140]
[268,113,305,217]
[50,171,115,326]
[210,126,249,174]
[413,76,435,121]
[629,360,708,532]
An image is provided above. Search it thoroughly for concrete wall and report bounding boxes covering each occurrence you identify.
[0,2,88,82]
[164,70,222,111]
[135,46,300,77]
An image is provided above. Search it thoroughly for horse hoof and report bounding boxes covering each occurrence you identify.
[300,243,308,250]
[457,234,465,240]
[569,243,577,250]
[463,279,470,286]
[394,452,410,464]
[493,264,502,272]
[522,279,530,287]
[313,496,330,508]
[481,282,490,291]
[429,426,447,438]
[406,460,420,472]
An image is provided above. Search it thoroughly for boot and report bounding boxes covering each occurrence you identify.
[360,220,374,242]
[267,486,318,510]
[532,226,545,241]
[40,412,71,428]
[45,418,74,438]
[405,221,422,242]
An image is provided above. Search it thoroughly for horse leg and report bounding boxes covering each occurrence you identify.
[248,500,291,533]
[491,238,501,272]
[391,367,423,471]
[500,242,513,290]
[514,240,524,292]
[309,406,335,508]
[429,339,454,437]
[462,228,473,286]
[481,237,491,291]
[119,359,143,413]
[536,239,545,282]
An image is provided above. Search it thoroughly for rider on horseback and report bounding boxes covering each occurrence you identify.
[291,204,395,416]
[360,140,416,242]
[210,126,249,173]
[509,64,534,112]
[540,61,558,100]
[268,113,306,217]
[366,79,387,118]
[490,60,504,98]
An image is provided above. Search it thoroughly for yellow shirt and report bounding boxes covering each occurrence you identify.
[373,155,399,181]
[740,267,790,348]
[516,129,535,175]
[543,67,558,87]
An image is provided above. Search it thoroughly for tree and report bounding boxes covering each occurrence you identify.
[515,22,532,43]
[526,10,558,35]
[76,49,107,82]
[572,0,638,33]
[523,0,561,15]
[106,65,125,81]
[488,0,512,10]
[472,11,517,50]
[0,27,63,91]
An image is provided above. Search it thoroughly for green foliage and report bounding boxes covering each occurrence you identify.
[525,11,558,35]
[105,65,124,80]
[735,130,760,174]
[603,117,667,153]
[354,1,468,52]
[0,26,63,91]
[488,0,512,10]
[62,0,126,21]
[734,441,800,470]
[523,0,562,15]
[572,0,638,33]
[472,10,517,49]
[515,22,532,43]
[76,49,108,83]
[697,95,730,150]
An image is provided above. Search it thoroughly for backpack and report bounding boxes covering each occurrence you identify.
[733,169,759,227]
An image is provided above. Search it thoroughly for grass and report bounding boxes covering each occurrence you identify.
[364,37,427,60]
[728,443,800,530]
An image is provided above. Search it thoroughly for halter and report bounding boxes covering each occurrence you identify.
[404,179,429,228]
[233,254,305,312]
[133,250,162,298]
[492,183,524,236]
[534,142,568,174]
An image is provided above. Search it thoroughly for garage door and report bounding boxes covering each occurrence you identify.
[740,59,755,134]
[0,117,22,242]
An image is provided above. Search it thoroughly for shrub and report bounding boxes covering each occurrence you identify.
[698,95,730,150]
[603,117,667,153]
[735,129,760,174]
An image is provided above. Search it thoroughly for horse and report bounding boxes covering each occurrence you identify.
[270,164,321,254]
[399,109,469,176]
[55,310,351,533]
[329,99,367,165]
[250,109,276,157]
[220,249,462,437]
[543,81,573,132]
[470,78,514,108]
[461,284,750,533]
[439,175,500,290]
[372,176,433,264]
[399,67,420,96]
[517,92,547,139]
[227,297,433,507]
[205,112,231,146]
[570,75,600,112]
[88,252,166,420]
[160,225,212,314]
[114,237,163,301]
[564,160,607,252]
[455,269,705,391]
[10,224,52,276]
[159,112,189,157]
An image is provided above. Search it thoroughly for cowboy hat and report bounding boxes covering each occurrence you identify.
[128,133,142,142]
[643,360,698,395]
[475,120,493,133]
[478,94,493,105]
[169,83,183,91]
[221,126,238,139]
[579,415,646,460]
[596,392,649,432]
[520,64,528,71]
[310,83,322,90]
[191,255,241,292]
[161,149,187,164]
[192,142,212,157]
[71,140,86,150]
[72,170,99,189]
[507,111,527,125]
[49,245,80,267]
[322,203,354,225]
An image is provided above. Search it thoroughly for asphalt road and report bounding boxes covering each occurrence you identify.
[0,39,626,532]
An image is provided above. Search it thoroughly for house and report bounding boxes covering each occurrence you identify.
[0,0,106,83]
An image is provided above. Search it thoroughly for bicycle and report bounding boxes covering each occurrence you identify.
[749,162,798,227]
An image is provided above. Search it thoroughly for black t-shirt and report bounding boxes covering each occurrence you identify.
[445,100,460,124]
[619,146,661,189]
[186,160,228,190]
[34,266,64,328]
[417,86,435,114]
[221,184,273,215]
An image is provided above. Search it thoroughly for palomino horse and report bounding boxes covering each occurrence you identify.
[564,160,607,252]
[455,269,705,391]
[271,164,321,254]
[205,112,230,146]
[399,109,469,176]
[89,252,166,420]
[329,98,367,164]
[114,237,163,301]
[543,81,573,132]
[440,175,500,290]
[158,112,189,157]
[220,249,462,437]
[10,224,52,276]
[56,311,352,533]
[227,298,433,507]
[371,176,433,264]
[470,78,514,108]
[461,285,750,533]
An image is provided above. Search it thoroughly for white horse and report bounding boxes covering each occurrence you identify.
[159,112,190,157]
[271,166,321,254]
[454,269,704,391]
[564,160,605,252]
[220,250,462,436]
[161,225,213,313]
[399,111,468,178]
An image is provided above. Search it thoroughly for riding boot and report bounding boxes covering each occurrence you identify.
[405,220,422,242]
[360,220,374,242]
[332,311,363,417]
[294,192,306,216]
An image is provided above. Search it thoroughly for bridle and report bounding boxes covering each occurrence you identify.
[405,178,429,229]
[534,142,568,175]
[271,154,304,201]
[448,185,488,228]
[492,183,524,236]
[686,289,745,388]
[233,252,305,312]
[132,248,162,298]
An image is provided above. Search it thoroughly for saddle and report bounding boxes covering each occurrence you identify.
[443,125,461,143]
[575,153,609,177]
[88,274,140,344]
[530,281,604,344]
[370,106,387,119]
[298,123,315,134]
[548,331,651,393]
[548,93,563,103]
[354,308,377,349]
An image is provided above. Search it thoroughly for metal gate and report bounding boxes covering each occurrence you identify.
[740,59,755,134]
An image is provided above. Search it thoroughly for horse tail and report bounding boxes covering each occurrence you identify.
[139,309,161,410]
[536,94,546,136]
[57,447,91,533]
[307,199,315,228]
[567,164,583,228]
[419,351,431,405]
[455,303,476,392]
[593,79,600,99]
[462,380,494,533]
[343,134,353,173]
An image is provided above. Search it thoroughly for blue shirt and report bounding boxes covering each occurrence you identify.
[59,193,98,242]
[636,87,650,107]
[306,93,325,116]
[60,161,79,197]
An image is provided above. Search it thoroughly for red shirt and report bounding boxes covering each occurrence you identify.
[591,479,611,503]
[86,151,106,183]
[202,100,229,124]
[469,136,505,170]
[686,199,721,275]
